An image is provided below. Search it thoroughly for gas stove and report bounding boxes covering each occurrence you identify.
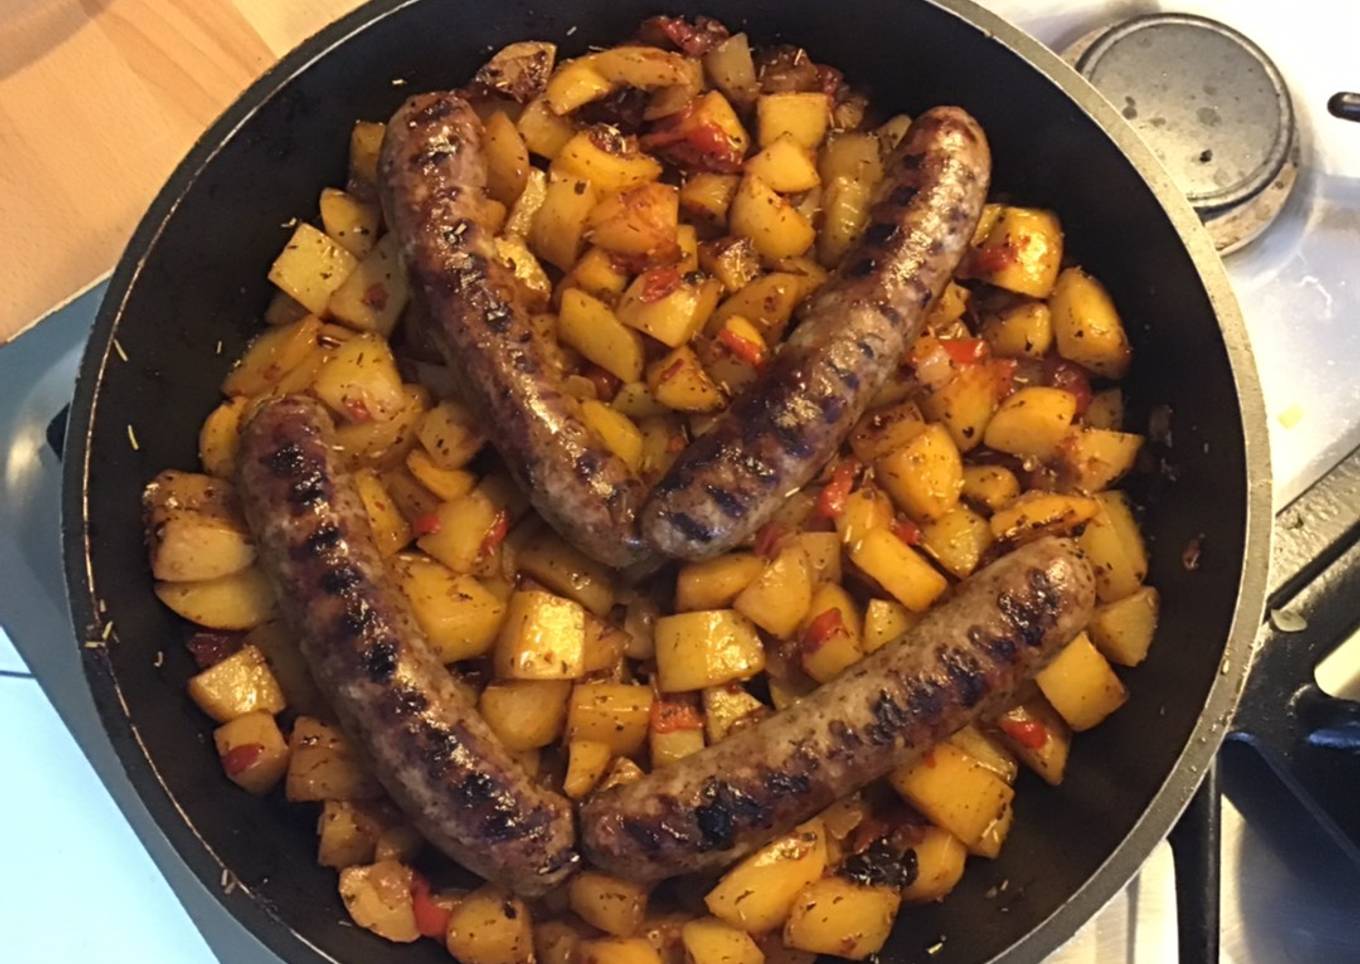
[1,2,1357,962]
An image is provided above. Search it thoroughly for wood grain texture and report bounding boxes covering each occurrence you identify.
[0,0,366,342]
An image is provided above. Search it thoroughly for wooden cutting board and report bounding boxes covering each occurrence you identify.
[0,0,366,343]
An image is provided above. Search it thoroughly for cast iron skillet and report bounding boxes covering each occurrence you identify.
[62,0,1271,961]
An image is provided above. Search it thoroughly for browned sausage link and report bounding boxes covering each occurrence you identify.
[641,107,991,559]
[379,91,653,569]
[581,537,1093,882]
[236,395,577,895]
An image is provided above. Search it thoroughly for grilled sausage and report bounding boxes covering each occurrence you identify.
[236,395,577,895]
[380,91,654,569]
[642,107,991,559]
[581,537,1093,882]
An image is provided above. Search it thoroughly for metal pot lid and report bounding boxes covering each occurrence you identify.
[1072,13,1295,217]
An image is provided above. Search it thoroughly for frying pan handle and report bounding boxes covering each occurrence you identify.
[1328,92,1360,121]
[1169,767,1220,964]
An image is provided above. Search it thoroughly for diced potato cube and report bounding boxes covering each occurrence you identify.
[620,272,724,348]
[961,465,1021,514]
[901,826,967,902]
[373,824,423,863]
[1079,491,1148,602]
[503,167,549,238]
[446,886,535,964]
[730,175,815,260]
[699,237,762,294]
[734,543,813,638]
[599,756,645,791]
[877,424,964,522]
[707,272,810,342]
[516,529,616,616]
[782,878,900,960]
[563,247,632,306]
[554,129,663,193]
[702,684,765,743]
[834,485,895,553]
[655,610,766,692]
[1036,632,1128,731]
[863,598,917,653]
[339,861,419,943]
[213,710,289,795]
[682,918,764,964]
[484,111,531,204]
[417,489,502,573]
[579,938,663,964]
[319,187,379,258]
[587,182,680,258]
[948,724,1019,784]
[416,399,485,470]
[676,553,764,611]
[495,590,586,680]
[564,739,613,799]
[143,471,255,582]
[1048,267,1132,378]
[198,396,251,479]
[1085,388,1124,430]
[852,529,948,613]
[981,300,1053,358]
[648,346,726,412]
[517,96,576,159]
[392,554,506,662]
[567,683,654,755]
[817,175,873,267]
[268,223,358,315]
[532,172,600,270]
[795,531,842,585]
[680,173,741,227]
[352,469,411,557]
[1089,586,1160,666]
[582,400,644,471]
[819,131,884,186]
[478,680,572,751]
[332,383,428,469]
[965,206,1063,298]
[1059,427,1144,492]
[995,698,1070,785]
[890,743,1015,849]
[495,235,553,311]
[705,821,827,933]
[222,315,323,396]
[311,333,406,424]
[591,45,698,88]
[187,644,285,723]
[546,60,615,114]
[570,872,649,937]
[983,386,1078,460]
[988,491,1099,544]
[799,583,863,683]
[156,567,277,631]
[746,134,820,193]
[757,92,830,149]
[287,716,382,801]
[327,233,409,337]
[919,363,1000,453]
[925,281,971,332]
[244,621,326,718]
[559,289,646,383]
[920,504,994,578]
[348,120,386,190]
[317,800,387,869]
[849,401,926,463]
[404,449,475,503]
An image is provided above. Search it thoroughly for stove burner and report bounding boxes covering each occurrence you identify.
[1064,13,1298,254]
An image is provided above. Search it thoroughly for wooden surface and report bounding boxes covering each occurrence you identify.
[0,0,366,343]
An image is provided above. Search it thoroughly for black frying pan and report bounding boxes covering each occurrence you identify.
[61,1,1272,961]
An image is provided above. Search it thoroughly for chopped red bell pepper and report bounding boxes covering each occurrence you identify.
[410,871,453,940]
[717,327,767,368]
[892,517,922,546]
[342,397,373,423]
[754,522,785,558]
[801,608,845,653]
[1043,357,1093,415]
[650,696,704,733]
[968,240,1017,276]
[1000,717,1048,749]
[412,512,442,537]
[221,743,265,777]
[814,459,860,519]
[666,432,688,453]
[940,338,988,366]
[991,358,1019,399]
[641,107,745,174]
[479,510,509,558]
[637,15,730,56]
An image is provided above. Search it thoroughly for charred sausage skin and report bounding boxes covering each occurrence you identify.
[237,394,577,895]
[380,91,654,569]
[642,107,991,559]
[581,537,1093,882]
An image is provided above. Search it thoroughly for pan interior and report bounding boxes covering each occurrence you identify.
[69,1,1254,961]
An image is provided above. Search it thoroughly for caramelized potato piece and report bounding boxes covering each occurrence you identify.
[621,272,724,348]
[567,683,654,755]
[901,826,967,902]
[756,92,830,149]
[705,820,827,933]
[1049,267,1132,378]
[532,172,600,270]
[268,223,358,314]
[850,529,947,613]
[680,173,741,227]
[783,878,900,960]
[319,187,379,258]
[446,887,535,964]
[495,589,587,680]
[654,609,766,691]
[339,861,419,943]
[682,918,764,964]
[564,739,613,799]
[676,553,764,611]
[1036,632,1128,731]
[569,872,649,937]
[286,716,382,802]
[214,710,290,795]
[730,175,816,260]
[734,542,813,638]
[587,182,681,259]
[198,396,251,479]
[155,567,277,631]
[222,315,323,397]
[965,206,1063,298]
[890,743,1014,849]
[989,491,1099,544]
[995,697,1071,785]
[1089,586,1160,666]
[877,423,964,522]
[479,680,572,750]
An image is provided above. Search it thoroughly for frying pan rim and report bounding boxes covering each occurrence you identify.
[60,1,1272,962]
